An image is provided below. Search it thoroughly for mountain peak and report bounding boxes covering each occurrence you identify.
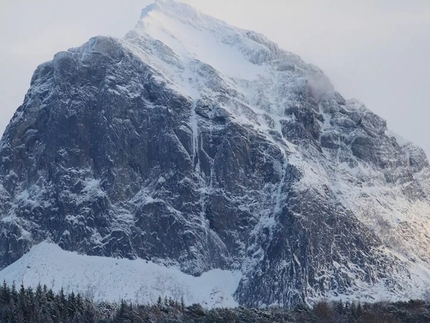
[131,0,320,100]
[140,0,203,23]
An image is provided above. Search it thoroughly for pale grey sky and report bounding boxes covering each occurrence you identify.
[1,0,429,154]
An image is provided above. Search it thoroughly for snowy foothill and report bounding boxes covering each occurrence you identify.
[0,242,241,309]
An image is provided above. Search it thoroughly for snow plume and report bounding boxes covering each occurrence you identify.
[306,72,334,101]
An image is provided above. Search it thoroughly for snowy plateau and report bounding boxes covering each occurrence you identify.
[1,0,430,309]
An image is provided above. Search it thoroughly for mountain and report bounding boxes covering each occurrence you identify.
[1,0,430,308]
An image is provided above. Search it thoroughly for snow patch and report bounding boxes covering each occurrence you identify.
[0,242,241,309]
[77,178,106,205]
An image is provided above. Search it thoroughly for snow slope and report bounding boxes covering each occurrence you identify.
[0,242,241,308]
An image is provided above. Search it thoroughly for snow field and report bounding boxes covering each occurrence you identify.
[0,242,241,309]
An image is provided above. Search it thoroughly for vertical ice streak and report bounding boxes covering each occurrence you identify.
[190,100,199,171]
[274,148,288,215]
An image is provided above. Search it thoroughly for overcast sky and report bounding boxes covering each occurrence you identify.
[1,0,429,154]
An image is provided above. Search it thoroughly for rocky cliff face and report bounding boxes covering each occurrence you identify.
[1,0,430,308]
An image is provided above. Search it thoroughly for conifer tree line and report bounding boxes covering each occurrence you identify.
[0,281,429,322]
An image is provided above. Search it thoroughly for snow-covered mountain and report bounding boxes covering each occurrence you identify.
[1,0,430,307]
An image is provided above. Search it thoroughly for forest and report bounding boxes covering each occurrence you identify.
[0,282,429,322]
